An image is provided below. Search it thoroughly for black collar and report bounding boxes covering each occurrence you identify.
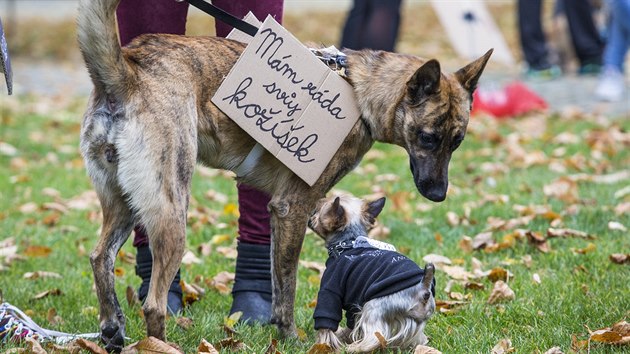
[327,239,356,258]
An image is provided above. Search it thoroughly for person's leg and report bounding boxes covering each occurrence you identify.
[211,0,283,323]
[359,0,402,51]
[340,0,369,50]
[212,0,284,37]
[116,0,189,314]
[563,0,604,73]
[596,0,630,101]
[518,0,551,70]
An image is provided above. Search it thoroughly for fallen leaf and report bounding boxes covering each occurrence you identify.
[488,267,509,283]
[525,231,550,253]
[216,246,237,259]
[543,177,579,203]
[181,250,202,265]
[306,343,335,354]
[75,338,108,354]
[207,271,234,295]
[176,317,193,330]
[198,339,219,354]
[114,267,125,277]
[588,320,630,345]
[547,228,596,239]
[608,221,627,232]
[422,254,452,266]
[24,245,53,258]
[211,234,231,245]
[23,271,62,280]
[572,243,596,255]
[223,203,239,217]
[214,337,245,351]
[440,265,476,281]
[42,213,61,227]
[609,254,630,264]
[19,202,39,214]
[47,307,63,325]
[0,142,18,156]
[542,347,563,354]
[33,288,63,300]
[126,286,140,307]
[264,338,281,354]
[300,260,327,276]
[491,338,513,354]
[121,336,181,354]
[464,282,484,291]
[374,332,387,349]
[459,236,473,253]
[446,211,460,226]
[414,344,442,354]
[571,334,588,352]
[435,300,468,314]
[472,231,494,250]
[181,280,205,306]
[488,281,515,304]
[198,242,212,257]
[532,273,541,284]
[224,311,242,330]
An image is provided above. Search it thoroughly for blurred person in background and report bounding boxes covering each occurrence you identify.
[340,0,403,51]
[518,0,604,79]
[595,0,629,101]
[116,0,283,323]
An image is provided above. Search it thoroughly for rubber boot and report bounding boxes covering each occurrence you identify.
[135,245,183,315]
[229,242,272,324]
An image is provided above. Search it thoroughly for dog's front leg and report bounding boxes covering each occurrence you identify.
[90,192,134,353]
[268,197,313,338]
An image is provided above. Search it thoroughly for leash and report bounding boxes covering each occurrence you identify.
[180,0,259,36]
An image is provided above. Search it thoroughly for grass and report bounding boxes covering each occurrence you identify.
[1,3,629,353]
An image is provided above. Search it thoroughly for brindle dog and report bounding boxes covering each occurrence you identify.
[77,0,492,351]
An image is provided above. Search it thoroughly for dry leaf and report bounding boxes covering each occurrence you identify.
[264,338,281,354]
[198,242,213,257]
[526,231,550,253]
[175,317,193,330]
[24,271,62,280]
[488,267,509,283]
[435,300,468,314]
[121,336,182,354]
[24,245,53,258]
[532,273,541,284]
[33,288,63,300]
[414,344,442,354]
[446,211,460,226]
[300,260,327,276]
[306,343,335,354]
[542,347,563,354]
[126,286,140,307]
[224,311,242,330]
[608,221,627,232]
[214,337,246,351]
[459,236,473,253]
[181,280,205,306]
[114,267,125,277]
[47,307,63,325]
[216,246,237,259]
[572,243,596,255]
[75,338,108,354]
[488,281,515,304]
[374,332,387,349]
[588,320,630,345]
[464,282,484,291]
[422,254,452,266]
[440,265,475,281]
[491,338,513,354]
[181,250,202,265]
[198,339,219,354]
[543,177,579,203]
[547,228,595,239]
[472,232,494,250]
[571,334,588,352]
[609,254,630,264]
[19,202,39,214]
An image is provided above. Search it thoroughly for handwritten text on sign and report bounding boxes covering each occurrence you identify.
[212,16,360,186]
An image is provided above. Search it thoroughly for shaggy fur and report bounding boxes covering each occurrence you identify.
[77,0,491,350]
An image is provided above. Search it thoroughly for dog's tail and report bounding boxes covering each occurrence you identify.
[77,0,133,94]
[347,282,433,352]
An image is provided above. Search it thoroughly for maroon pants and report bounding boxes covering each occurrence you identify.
[117,0,283,246]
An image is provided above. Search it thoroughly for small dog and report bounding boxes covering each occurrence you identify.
[77,0,490,350]
[308,194,435,352]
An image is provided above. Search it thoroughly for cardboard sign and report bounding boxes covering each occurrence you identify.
[226,12,262,44]
[430,0,514,66]
[0,17,12,95]
[213,16,360,186]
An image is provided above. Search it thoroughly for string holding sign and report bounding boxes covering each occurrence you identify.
[0,17,13,95]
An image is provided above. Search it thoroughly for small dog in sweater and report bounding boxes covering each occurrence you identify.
[308,194,436,352]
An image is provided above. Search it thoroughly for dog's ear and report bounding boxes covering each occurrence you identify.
[330,196,345,220]
[366,197,386,224]
[422,263,435,298]
[455,48,493,95]
[406,59,441,104]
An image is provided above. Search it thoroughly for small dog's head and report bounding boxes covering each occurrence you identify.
[308,194,386,244]
[402,50,493,202]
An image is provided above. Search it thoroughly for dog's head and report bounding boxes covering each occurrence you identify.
[308,194,386,244]
[401,50,493,202]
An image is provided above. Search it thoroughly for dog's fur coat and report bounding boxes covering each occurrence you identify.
[77,0,491,350]
[308,194,435,352]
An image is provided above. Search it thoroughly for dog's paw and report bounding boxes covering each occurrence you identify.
[101,322,125,353]
[275,322,298,339]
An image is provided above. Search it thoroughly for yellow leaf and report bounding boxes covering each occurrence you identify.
[114,267,125,277]
[223,203,239,217]
[24,245,52,258]
[211,234,231,245]
[573,243,596,255]
[374,331,387,349]
[306,343,335,354]
[590,330,622,343]
[197,339,219,354]
[224,311,242,329]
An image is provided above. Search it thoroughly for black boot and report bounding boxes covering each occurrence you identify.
[229,242,272,324]
[136,245,183,315]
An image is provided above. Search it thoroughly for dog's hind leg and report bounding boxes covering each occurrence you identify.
[268,193,318,337]
[90,187,134,353]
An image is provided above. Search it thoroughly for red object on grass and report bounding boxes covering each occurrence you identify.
[471,81,548,118]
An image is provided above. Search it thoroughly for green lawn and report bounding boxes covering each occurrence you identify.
[1,90,629,353]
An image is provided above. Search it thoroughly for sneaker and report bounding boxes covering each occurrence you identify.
[578,63,602,75]
[595,67,625,102]
[524,65,562,80]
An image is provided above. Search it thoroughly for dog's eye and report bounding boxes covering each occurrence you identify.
[451,135,465,150]
[419,132,440,150]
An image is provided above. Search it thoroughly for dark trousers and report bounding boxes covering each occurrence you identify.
[116,0,281,246]
[341,0,403,51]
[518,0,603,69]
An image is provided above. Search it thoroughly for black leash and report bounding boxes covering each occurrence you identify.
[182,0,259,37]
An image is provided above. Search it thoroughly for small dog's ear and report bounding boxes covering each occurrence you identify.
[455,48,493,95]
[422,263,435,296]
[366,197,386,223]
[407,59,441,104]
[331,196,345,220]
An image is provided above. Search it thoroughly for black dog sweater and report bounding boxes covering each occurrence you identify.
[313,247,428,331]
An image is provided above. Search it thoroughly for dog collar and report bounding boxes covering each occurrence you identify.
[327,239,356,258]
[310,46,348,77]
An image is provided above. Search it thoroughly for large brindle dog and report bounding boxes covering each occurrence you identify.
[77,0,492,351]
